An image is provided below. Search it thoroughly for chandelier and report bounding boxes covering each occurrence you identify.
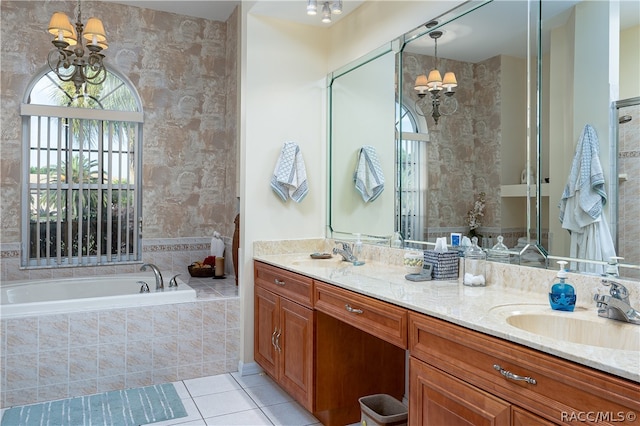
[47,0,108,94]
[306,0,342,24]
[414,22,457,125]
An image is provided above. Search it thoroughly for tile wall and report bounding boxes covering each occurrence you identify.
[0,237,232,283]
[0,237,239,409]
[618,103,640,279]
[0,289,240,409]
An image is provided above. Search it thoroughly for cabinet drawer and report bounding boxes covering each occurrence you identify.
[409,312,640,425]
[255,261,314,308]
[314,281,407,348]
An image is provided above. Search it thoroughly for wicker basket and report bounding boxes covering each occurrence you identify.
[188,265,215,277]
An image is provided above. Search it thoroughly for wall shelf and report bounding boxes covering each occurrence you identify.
[500,183,549,198]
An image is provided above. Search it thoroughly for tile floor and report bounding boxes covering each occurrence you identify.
[148,372,322,426]
[1,372,321,426]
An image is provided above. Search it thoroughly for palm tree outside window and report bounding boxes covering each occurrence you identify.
[21,67,143,267]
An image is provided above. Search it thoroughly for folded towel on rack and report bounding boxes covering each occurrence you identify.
[271,141,308,203]
[354,145,385,202]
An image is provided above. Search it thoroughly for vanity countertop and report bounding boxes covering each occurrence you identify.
[254,253,639,383]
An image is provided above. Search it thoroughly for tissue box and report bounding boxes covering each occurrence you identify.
[423,250,459,280]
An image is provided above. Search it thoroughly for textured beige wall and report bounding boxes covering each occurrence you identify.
[401,53,502,235]
[0,1,238,248]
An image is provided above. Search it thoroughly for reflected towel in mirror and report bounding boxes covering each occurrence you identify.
[558,124,616,273]
[354,145,385,202]
[271,141,308,203]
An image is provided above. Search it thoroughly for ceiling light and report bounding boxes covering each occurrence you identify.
[330,0,343,14]
[306,0,317,16]
[308,0,342,23]
[321,2,331,23]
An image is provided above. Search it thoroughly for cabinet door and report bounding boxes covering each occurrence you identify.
[279,297,314,412]
[410,357,511,426]
[512,407,556,426]
[255,286,279,378]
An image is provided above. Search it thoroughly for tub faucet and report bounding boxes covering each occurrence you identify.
[333,242,357,263]
[593,279,640,325]
[140,263,163,290]
[169,274,181,288]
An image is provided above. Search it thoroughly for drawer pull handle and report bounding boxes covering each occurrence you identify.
[274,279,285,286]
[493,364,537,385]
[345,304,363,314]
[271,329,278,348]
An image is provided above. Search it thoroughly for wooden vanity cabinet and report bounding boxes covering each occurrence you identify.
[254,262,406,426]
[409,312,640,425]
[254,262,314,411]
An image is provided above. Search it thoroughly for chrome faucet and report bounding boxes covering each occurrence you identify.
[333,241,357,263]
[140,263,164,290]
[169,274,181,288]
[594,279,640,325]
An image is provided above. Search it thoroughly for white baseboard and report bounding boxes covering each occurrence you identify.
[237,360,263,376]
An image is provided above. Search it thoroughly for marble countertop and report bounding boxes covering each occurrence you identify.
[254,253,639,383]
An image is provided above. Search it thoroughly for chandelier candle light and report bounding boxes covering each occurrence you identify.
[414,21,457,125]
[47,0,108,94]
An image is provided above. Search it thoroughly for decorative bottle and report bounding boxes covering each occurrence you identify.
[463,236,486,286]
[487,235,510,264]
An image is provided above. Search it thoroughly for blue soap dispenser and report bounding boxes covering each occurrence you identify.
[548,261,576,312]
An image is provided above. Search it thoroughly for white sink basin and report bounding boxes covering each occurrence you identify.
[490,304,640,351]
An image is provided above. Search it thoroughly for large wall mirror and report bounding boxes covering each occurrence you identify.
[540,1,640,280]
[328,0,640,280]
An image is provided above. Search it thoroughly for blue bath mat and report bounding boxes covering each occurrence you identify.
[1,383,187,426]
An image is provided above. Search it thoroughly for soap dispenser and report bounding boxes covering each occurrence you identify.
[548,261,576,312]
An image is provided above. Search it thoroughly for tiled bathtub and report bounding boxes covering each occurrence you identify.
[0,278,240,408]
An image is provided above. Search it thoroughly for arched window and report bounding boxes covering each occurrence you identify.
[21,68,143,267]
[396,102,429,242]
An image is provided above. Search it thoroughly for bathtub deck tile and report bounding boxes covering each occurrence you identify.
[5,352,38,390]
[5,317,38,355]
[97,374,125,393]
[69,345,98,382]
[38,314,70,351]
[68,379,98,399]
[38,348,70,386]
[69,312,99,347]
[98,309,127,344]
[98,342,126,377]
[153,304,179,336]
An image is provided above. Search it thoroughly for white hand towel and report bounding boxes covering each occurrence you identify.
[271,141,309,203]
[354,145,385,202]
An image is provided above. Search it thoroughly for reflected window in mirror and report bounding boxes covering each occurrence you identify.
[396,102,429,243]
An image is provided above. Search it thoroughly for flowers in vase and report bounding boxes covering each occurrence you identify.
[467,192,486,238]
